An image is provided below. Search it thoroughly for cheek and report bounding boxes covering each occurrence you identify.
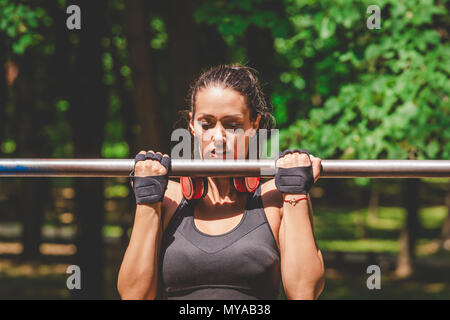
[192,123,213,152]
[229,132,251,159]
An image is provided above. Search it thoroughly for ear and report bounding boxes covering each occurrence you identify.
[188,112,195,136]
[249,114,261,138]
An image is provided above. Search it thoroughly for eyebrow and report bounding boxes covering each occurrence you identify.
[196,113,244,120]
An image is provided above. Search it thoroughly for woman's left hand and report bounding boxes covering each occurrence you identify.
[275,149,322,194]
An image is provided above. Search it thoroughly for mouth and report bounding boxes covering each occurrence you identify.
[210,149,229,158]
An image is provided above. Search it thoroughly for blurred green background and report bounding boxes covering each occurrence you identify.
[0,0,449,299]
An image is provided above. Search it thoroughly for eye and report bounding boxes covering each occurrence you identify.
[226,122,243,129]
[199,120,213,129]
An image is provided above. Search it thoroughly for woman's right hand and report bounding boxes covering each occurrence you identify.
[133,150,170,177]
[130,150,171,204]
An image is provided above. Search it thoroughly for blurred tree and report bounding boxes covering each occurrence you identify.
[0,0,53,260]
[15,50,52,260]
[124,0,167,153]
[66,0,108,299]
[164,0,229,131]
[166,0,199,116]
[440,182,450,249]
[245,25,278,96]
[0,34,6,143]
[368,181,380,223]
[396,178,421,278]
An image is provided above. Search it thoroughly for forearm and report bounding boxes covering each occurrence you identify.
[281,194,325,299]
[117,203,162,299]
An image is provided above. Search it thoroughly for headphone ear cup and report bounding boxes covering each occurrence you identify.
[180,177,208,200]
[244,177,260,193]
[233,177,246,193]
[233,177,260,193]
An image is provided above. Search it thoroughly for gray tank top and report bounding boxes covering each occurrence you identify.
[158,185,281,300]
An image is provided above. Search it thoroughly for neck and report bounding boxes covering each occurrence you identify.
[205,177,237,204]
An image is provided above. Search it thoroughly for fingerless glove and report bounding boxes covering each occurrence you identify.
[274,149,314,195]
[130,152,171,204]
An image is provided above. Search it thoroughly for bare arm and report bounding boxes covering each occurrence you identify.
[279,194,325,300]
[117,150,172,300]
[277,153,325,300]
[117,203,162,299]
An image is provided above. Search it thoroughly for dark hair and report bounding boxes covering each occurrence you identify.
[180,63,275,131]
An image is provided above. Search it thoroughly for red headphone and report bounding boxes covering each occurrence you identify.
[180,177,260,200]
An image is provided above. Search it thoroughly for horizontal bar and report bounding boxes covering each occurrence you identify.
[0,159,449,178]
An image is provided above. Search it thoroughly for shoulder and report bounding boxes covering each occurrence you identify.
[162,179,183,231]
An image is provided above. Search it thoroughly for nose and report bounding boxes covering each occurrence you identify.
[211,123,226,148]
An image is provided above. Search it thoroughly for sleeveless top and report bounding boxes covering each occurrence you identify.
[158,185,281,300]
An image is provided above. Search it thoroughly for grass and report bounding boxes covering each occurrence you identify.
[314,205,447,254]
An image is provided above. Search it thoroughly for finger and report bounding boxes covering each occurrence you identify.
[160,156,171,171]
[134,152,146,164]
[295,154,311,167]
[281,149,293,157]
[294,148,310,156]
[153,153,163,162]
[275,157,284,168]
[312,158,322,181]
[313,157,322,169]
[145,150,156,160]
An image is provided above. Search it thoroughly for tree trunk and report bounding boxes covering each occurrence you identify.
[167,0,199,115]
[395,178,421,278]
[110,32,137,247]
[197,24,228,68]
[439,182,450,250]
[124,0,167,153]
[67,0,108,299]
[0,34,6,142]
[165,0,230,138]
[245,24,278,97]
[355,188,366,239]
[14,50,52,260]
[368,182,379,223]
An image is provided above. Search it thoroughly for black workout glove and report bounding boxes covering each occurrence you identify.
[275,149,314,195]
[130,152,171,204]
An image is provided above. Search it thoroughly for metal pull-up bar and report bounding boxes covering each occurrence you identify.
[0,159,449,178]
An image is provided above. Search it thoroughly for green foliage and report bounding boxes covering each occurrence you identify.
[104,184,129,198]
[0,0,47,54]
[195,0,291,45]
[195,0,449,171]
[276,0,450,164]
[0,139,16,154]
[150,16,168,50]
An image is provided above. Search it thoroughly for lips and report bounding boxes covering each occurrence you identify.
[211,149,230,158]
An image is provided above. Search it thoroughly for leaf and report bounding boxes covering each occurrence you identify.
[320,17,336,39]
[12,33,33,55]
[425,140,439,159]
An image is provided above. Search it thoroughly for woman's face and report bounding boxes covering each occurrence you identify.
[189,87,261,160]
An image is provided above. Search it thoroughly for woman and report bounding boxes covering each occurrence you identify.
[117,64,325,300]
